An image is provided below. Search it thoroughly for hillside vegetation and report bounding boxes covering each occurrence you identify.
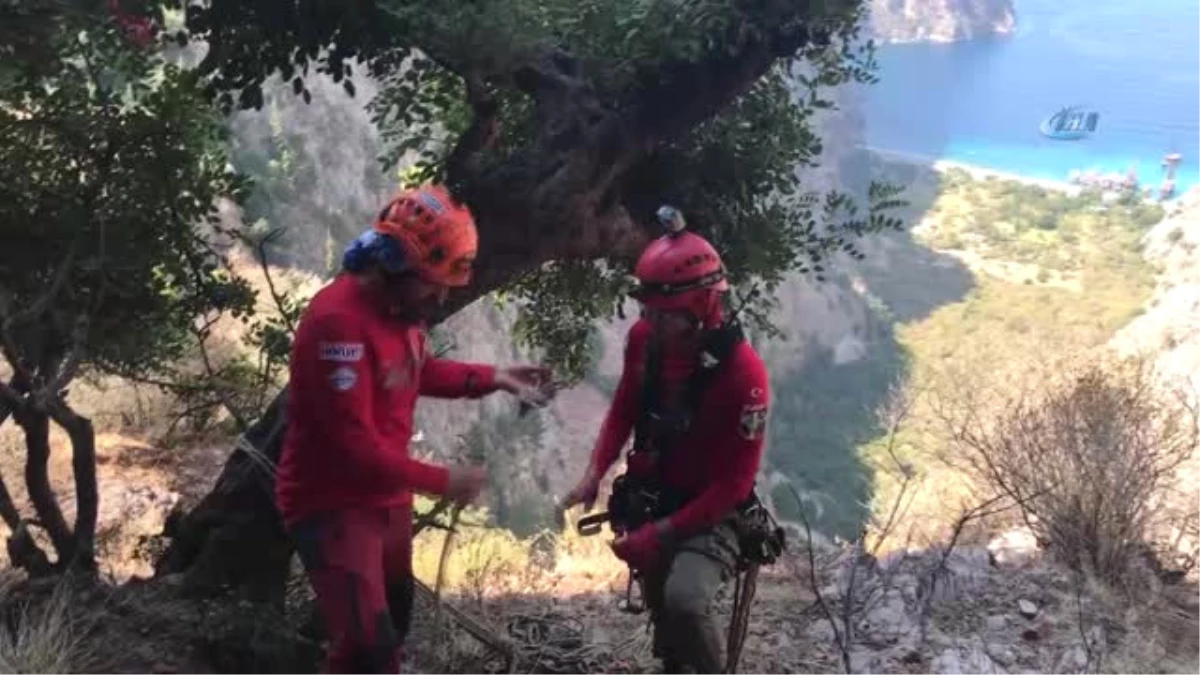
[844,163,1161,547]
[904,166,1159,373]
[767,157,1168,546]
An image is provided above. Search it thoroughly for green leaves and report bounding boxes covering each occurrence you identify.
[178,0,902,381]
[0,5,253,380]
[370,51,468,176]
[506,259,632,384]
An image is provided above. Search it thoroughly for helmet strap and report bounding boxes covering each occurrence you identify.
[632,269,727,298]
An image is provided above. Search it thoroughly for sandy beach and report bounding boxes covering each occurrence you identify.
[867,146,1080,194]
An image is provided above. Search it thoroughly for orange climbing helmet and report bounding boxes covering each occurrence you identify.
[630,206,729,319]
[373,184,478,287]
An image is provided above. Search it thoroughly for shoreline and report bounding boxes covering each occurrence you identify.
[865,146,1200,204]
[865,146,1078,193]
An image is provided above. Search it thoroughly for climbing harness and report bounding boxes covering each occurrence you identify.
[619,570,647,615]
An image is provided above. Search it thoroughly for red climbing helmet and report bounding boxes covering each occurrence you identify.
[630,206,729,319]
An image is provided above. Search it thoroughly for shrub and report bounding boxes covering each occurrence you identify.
[0,576,100,674]
[940,356,1198,583]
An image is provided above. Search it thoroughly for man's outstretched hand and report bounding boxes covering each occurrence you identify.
[495,365,554,406]
[445,465,487,506]
[561,470,601,512]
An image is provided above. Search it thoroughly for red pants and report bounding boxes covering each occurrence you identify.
[288,505,415,674]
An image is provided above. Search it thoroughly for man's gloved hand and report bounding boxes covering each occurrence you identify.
[495,366,554,405]
[561,469,601,512]
[611,521,671,571]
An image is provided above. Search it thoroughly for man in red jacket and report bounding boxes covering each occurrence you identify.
[563,207,771,673]
[277,184,549,673]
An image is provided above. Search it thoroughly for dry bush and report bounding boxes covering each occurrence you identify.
[938,355,1199,584]
[784,382,931,674]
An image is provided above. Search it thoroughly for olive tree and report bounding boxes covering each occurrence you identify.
[147,0,906,600]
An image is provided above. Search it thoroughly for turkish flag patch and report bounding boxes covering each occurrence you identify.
[739,403,768,440]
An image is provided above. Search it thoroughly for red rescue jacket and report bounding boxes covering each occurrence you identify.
[586,318,771,537]
[276,274,498,524]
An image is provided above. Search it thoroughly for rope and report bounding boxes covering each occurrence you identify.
[432,503,464,637]
[419,504,640,673]
[235,434,277,478]
[724,563,759,674]
[412,577,513,662]
[504,611,640,674]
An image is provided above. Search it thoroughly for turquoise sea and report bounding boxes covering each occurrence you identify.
[865,0,1200,195]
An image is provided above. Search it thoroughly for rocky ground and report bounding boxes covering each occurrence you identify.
[405,533,1200,674]
[0,422,1196,673]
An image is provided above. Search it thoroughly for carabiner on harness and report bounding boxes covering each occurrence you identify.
[618,570,647,615]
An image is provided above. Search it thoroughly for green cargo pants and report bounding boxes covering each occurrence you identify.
[642,519,742,674]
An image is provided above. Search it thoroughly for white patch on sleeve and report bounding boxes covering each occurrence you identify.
[319,342,364,362]
[329,365,358,392]
[739,403,769,440]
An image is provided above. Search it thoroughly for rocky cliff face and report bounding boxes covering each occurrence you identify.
[869,0,1017,43]
[1108,187,1200,567]
[1111,187,1200,396]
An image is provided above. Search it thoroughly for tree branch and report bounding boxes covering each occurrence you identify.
[625,0,853,143]
[0,379,24,421]
[787,482,851,672]
[2,234,80,340]
[391,0,858,274]
[17,403,74,562]
[188,317,251,432]
[0,298,35,386]
[445,72,500,194]
[244,229,298,335]
[43,398,98,572]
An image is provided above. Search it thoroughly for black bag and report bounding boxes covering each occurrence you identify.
[605,474,664,535]
[733,493,787,568]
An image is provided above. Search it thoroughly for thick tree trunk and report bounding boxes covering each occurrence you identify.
[17,408,74,562]
[0,377,54,575]
[0,474,21,531]
[154,391,292,603]
[0,466,52,575]
[52,404,98,572]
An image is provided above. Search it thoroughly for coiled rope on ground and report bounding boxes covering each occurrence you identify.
[504,611,641,674]
[426,500,755,674]
[426,501,641,674]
